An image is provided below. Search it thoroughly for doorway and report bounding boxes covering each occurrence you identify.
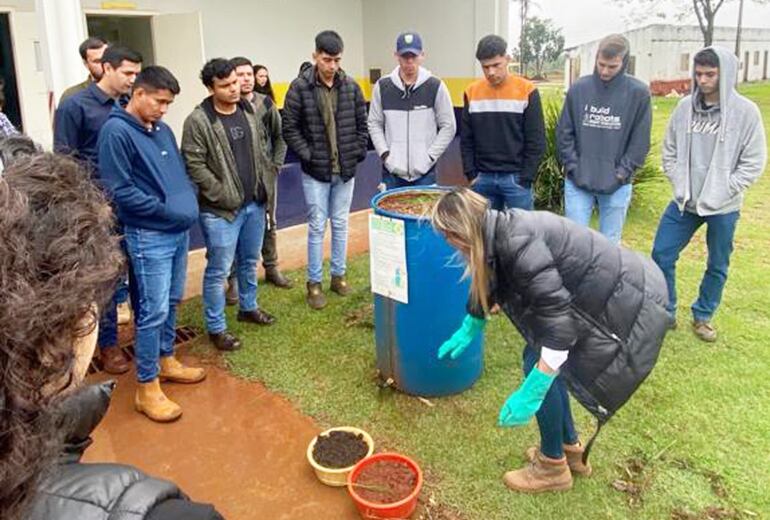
[0,13,22,131]
[763,50,768,80]
[86,14,155,65]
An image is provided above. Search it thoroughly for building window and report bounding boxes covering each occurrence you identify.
[755,51,760,65]
[680,53,690,71]
[627,55,636,76]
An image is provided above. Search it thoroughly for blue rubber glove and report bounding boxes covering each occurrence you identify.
[437,314,486,360]
[497,367,557,427]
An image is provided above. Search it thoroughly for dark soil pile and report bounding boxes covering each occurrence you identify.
[377,191,443,217]
[312,430,369,469]
[354,460,417,504]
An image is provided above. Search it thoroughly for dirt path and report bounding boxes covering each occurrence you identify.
[84,352,361,520]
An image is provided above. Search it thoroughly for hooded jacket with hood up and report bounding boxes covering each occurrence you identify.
[368,66,456,181]
[557,51,652,194]
[662,46,767,216]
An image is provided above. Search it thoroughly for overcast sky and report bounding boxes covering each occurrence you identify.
[509,0,770,47]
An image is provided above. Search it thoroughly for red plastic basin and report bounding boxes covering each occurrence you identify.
[347,452,423,520]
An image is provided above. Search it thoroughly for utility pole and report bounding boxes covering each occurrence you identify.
[735,0,745,57]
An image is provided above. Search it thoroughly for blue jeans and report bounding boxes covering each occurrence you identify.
[124,227,189,383]
[522,345,578,459]
[564,178,632,245]
[301,174,355,283]
[97,291,119,350]
[472,172,533,210]
[199,202,266,333]
[381,168,436,190]
[651,201,739,322]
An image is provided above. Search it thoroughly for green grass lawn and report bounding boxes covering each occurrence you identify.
[179,82,770,519]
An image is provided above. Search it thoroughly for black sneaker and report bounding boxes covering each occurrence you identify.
[209,331,242,351]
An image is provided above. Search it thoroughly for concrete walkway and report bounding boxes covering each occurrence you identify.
[85,351,361,520]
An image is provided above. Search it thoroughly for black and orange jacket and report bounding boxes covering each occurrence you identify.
[460,76,545,183]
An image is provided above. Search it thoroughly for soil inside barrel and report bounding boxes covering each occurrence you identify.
[377,191,443,217]
[312,430,369,469]
[354,460,417,504]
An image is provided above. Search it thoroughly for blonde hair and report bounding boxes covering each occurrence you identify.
[431,187,491,316]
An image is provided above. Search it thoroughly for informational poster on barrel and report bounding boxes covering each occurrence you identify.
[369,214,408,304]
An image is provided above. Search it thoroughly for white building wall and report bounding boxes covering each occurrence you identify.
[568,24,770,88]
[79,0,366,84]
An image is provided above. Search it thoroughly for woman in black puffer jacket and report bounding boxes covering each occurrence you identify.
[432,188,671,493]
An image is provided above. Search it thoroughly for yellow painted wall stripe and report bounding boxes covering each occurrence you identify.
[272,76,478,108]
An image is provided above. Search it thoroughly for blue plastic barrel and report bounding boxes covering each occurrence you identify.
[371,187,484,397]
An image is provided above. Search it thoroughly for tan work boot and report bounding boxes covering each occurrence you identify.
[692,320,717,342]
[159,356,206,384]
[330,275,352,296]
[525,443,592,476]
[117,302,132,325]
[306,281,327,310]
[503,450,573,493]
[134,378,182,422]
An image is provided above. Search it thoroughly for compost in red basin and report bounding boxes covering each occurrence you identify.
[353,460,418,504]
[377,191,443,217]
[312,430,369,468]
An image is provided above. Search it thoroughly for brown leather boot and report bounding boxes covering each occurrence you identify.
[330,275,352,296]
[225,275,238,306]
[692,320,717,342]
[265,267,293,289]
[101,346,130,375]
[503,450,573,493]
[134,378,182,422]
[159,356,206,384]
[525,443,592,476]
[306,281,327,310]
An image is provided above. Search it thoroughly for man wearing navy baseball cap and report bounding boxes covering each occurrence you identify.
[368,32,456,190]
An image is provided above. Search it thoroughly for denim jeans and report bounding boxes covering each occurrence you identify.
[472,172,533,210]
[124,227,189,383]
[651,201,739,322]
[381,168,436,190]
[97,291,119,350]
[564,178,632,245]
[199,202,266,333]
[301,174,355,283]
[522,345,578,459]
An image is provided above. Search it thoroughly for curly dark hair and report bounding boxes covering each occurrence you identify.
[0,153,123,519]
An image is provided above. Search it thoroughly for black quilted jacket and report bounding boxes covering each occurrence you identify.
[474,209,671,424]
[281,66,368,182]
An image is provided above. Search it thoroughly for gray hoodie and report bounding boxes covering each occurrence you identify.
[662,46,767,216]
[368,66,456,181]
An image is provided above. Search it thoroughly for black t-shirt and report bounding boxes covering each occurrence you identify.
[219,108,256,206]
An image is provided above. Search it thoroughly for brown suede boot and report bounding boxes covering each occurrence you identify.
[503,450,573,493]
[101,346,130,375]
[134,378,182,422]
[306,281,327,310]
[525,443,592,476]
[159,356,206,384]
[330,275,352,296]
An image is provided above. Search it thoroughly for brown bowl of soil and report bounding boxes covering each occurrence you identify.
[307,426,375,487]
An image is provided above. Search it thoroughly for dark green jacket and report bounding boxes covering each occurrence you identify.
[181,97,272,221]
[249,92,287,222]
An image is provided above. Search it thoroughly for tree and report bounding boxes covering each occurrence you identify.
[615,0,767,47]
[520,17,565,78]
[515,0,533,77]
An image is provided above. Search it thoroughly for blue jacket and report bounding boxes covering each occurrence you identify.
[54,82,123,180]
[98,106,199,232]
